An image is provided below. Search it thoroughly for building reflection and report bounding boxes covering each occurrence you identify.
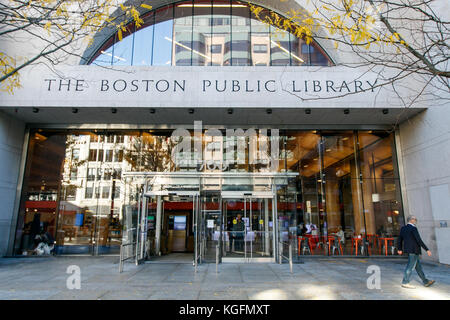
[14,129,404,256]
[90,1,331,67]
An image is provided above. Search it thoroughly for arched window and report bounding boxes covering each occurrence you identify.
[89,0,332,67]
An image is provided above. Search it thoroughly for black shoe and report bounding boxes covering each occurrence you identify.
[424,280,435,287]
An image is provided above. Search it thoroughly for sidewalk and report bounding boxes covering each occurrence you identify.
[0,256,449,300]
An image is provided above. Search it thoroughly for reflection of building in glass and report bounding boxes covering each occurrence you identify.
[91,1,330,67]
[16,129,404,257]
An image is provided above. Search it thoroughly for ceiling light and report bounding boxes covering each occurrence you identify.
[270,40,304,63]
[165,36,210,60]
[177,4,247,8]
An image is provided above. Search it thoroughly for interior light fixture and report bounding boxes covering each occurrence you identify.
[177,4,247,8]
[100,50,126,62]
[165,37,211,61]
[270,40,304,63]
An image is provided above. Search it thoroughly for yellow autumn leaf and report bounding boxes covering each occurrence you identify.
[44,21,51,35]
[140,4,152,10]
[118,29,123,41]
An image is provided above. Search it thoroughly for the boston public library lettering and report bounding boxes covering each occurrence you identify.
[0,0,449,266]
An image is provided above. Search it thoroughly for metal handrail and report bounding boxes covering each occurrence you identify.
[119,242,136,273]
[278,241,293,274]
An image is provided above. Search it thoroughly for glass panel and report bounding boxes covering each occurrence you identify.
[244,197,274,259]
[287,131,327,255]
[201,191,221,261]
[192,1,211,66]
[112,29,134,66]
[153,6,174,66]
[224,198,246,257]
[270,24,291,66]
[13,131,64,255]
[231,3,251,66]
[321,132,361,255]
[91,37,114,66]
[133,12,154,66]
[310,41,330,66]
[174,2,193,66]
[289,32,308,66]
[250,8,270,66]
[213,1,232,66]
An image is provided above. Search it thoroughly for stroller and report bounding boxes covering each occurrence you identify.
[34,231,55,255]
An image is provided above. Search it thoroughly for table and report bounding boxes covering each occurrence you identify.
[379,237,395,256]
[328,235,343,255]
[351,237,363,256]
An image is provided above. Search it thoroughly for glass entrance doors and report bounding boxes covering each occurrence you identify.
[221,192,275,262]
[136,190,200,263]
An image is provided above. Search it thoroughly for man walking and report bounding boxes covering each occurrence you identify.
[397,215,435,289]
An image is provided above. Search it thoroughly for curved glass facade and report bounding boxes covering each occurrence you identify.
[89,1,332,67]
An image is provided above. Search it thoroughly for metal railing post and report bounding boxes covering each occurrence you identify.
[278,241,282,264]
[119,245,123,273]
[289,242,293,274]
[216,243,219,274]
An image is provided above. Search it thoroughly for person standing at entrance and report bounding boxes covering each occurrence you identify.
[232,214,246,253]
[397,215,435,289]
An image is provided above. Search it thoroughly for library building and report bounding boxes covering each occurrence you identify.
[0,0,449,265]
